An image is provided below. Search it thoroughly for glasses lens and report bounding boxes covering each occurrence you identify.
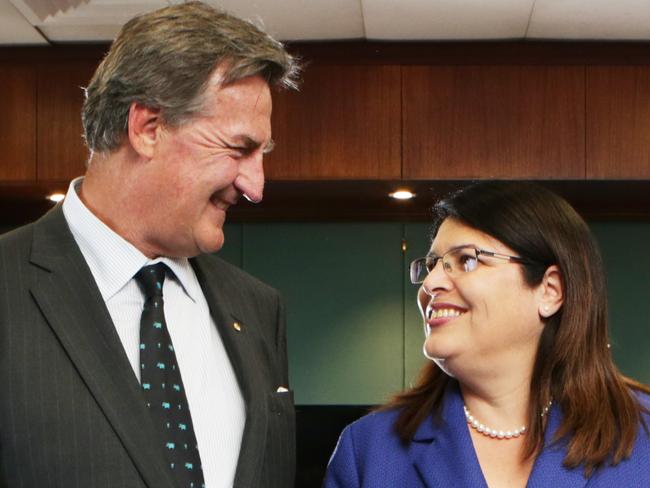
[445,248,479,275]
[409,258,426,284]
[409,256,441,283]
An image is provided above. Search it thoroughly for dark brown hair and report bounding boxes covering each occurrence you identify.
[82,1,299,154]
[385,181,649,475]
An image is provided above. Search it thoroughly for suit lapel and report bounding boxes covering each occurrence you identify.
[411,382,489,488]
[191,255,268,488]
[526,406,588,488]
[29,207,176,488]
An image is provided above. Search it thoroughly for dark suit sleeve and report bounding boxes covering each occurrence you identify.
[323,425,360,488]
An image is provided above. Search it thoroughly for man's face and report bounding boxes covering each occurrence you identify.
[139,71,272,257]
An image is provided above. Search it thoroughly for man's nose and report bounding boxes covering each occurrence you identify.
[235,153,265,203]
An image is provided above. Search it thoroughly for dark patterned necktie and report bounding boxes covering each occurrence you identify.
[135,263,205,488]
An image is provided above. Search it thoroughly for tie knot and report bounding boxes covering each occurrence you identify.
[135,263,167,299]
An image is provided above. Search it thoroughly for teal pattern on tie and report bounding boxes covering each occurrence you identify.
[136,264,205,488]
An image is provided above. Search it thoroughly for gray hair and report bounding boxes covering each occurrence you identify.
[82,1,299,154]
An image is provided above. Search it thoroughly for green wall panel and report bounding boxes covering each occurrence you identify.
[591,222,650,384]
[242,223,405,404]
[215,223,243,267]
[403,223,435,387]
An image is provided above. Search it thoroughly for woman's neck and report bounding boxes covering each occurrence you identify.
[458,370,532,434]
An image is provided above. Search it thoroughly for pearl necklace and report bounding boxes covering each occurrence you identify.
[464,401,552,440]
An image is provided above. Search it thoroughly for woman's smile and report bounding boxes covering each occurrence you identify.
[425,302,468,329]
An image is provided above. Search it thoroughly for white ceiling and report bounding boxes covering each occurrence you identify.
[2,0,650,46]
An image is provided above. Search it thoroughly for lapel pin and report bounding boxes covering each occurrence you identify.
[232,322,242,332]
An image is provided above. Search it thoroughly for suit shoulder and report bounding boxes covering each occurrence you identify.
[0,206,64,255]
[0,222,35,258]
[0,221,34,245]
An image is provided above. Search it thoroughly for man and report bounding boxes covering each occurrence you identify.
[0,3,299,487]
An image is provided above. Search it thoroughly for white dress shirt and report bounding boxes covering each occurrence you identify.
[62,177,245,488]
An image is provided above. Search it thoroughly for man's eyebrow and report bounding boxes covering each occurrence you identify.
[263,138,275,154]
[234,136,260,149]
[232,136,274,154]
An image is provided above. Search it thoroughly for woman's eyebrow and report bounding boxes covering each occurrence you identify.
[427,243,477,257]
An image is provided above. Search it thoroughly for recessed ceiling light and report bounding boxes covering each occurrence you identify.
[389,190,415,200]
[46,193,65,203]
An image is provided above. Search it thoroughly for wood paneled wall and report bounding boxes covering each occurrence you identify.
[1,42,650,187]
[402,66,585,179]
[587,67,650,178]
[37,62,97,180]
[267,65,401,179]
[0,64,36,181]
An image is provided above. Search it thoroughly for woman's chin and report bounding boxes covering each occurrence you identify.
[423,341,459,377]
[423,337,452,361]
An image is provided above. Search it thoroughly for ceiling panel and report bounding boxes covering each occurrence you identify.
[7,0,364,43]
[3,0,650,44]
[529,0,650,39]
[38,1,167,42]
[10,0,90,23]
[362,0,536,40]
[13,0,169,42]
[0,0,47,44]
[205,0,364,40]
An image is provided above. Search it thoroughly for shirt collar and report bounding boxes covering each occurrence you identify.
[61,177,199,302]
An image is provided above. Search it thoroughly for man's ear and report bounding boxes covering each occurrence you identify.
[127,102,161,159]
[538,265,564,318]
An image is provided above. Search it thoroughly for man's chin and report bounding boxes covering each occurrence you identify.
[196,230,226,255]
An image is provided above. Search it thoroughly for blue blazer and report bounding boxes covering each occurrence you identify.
[324,382,650,487]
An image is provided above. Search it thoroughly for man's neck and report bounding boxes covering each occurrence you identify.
[79,149,158,258]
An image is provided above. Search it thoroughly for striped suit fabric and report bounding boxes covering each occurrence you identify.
[0,205,295,488]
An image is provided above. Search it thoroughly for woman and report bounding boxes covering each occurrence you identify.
[324,181,650,487]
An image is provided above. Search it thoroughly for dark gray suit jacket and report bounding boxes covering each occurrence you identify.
[0,206,295,488]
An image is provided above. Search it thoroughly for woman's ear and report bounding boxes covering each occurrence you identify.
[538,265,564,318]
[127,102,161,159]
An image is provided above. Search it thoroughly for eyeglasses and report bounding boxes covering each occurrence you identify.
[409,246,531,284]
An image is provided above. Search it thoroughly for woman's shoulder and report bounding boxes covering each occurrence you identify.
[343,407,402,440]
[633,389,650,431]
[636,389,650,409]
[336,407,413,457]
[636,390,650,433]
[332,409,408,469]
[586,391,650,485]
[325,408,427,486]
[626,389,650,461]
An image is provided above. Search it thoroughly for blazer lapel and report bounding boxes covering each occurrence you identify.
[410,380,588,488]
[191,255,268,488]
[29,207,176,488]
[526,406,588,488]
[412,382,489,488]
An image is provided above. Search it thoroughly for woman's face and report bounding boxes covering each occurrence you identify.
[418,218,546,377]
